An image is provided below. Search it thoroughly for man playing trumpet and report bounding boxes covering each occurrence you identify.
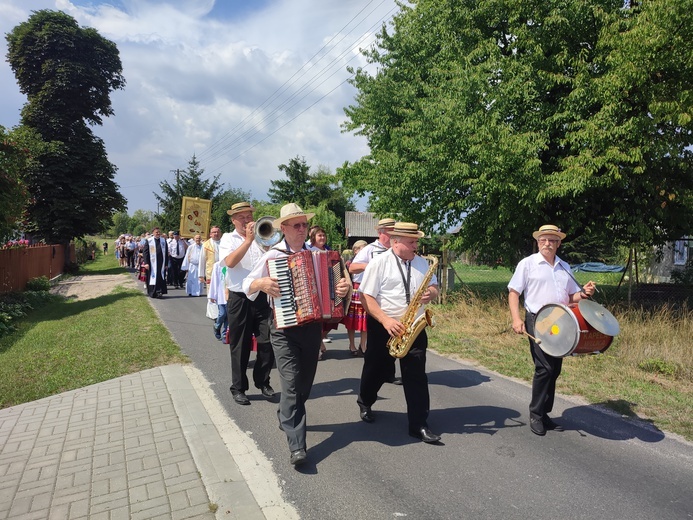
[219,202,276,406]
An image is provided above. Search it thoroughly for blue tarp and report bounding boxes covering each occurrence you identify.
[571,262,625,273]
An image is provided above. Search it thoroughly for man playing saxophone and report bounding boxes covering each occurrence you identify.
[356,222,441,443]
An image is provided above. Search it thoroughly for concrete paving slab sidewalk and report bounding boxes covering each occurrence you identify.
[0,365,297,520]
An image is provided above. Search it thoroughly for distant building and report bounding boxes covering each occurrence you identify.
[647,237,691,282]
[344,211,380,248]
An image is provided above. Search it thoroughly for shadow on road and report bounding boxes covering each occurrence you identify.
[561,402,665,443]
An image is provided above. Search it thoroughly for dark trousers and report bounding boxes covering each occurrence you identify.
[126,249,135,268]
[227,292,274,394]
[358,316,430,431]
[170,257,185,287]
[526,313,562,421]
[271,320,322,452]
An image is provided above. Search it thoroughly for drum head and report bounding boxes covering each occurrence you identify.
[577,299,620,336]
[534,304,579,357]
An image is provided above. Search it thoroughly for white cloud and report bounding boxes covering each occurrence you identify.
[0,0,397,213]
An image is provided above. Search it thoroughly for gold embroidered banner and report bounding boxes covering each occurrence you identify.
[179,197,212,239]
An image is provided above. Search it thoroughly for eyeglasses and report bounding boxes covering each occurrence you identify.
[538,238,560,244]
[286,222,309,230]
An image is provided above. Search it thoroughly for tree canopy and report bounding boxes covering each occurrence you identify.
[269,155,355,236]
[0,126,33,242]
[155,155,224,233]
[339,0,693,265]
[5,10,127,245]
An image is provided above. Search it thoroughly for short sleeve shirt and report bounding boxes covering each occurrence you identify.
[351,239,389,284]
[359,250,438,320]
[219,230,265,292]
[507,253,580,314]
[242,239,303,302]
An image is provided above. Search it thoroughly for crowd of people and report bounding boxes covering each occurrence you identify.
[128,205,595,466]
[112,229,210,298]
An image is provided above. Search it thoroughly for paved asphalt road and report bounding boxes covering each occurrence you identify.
[149,285,693,520]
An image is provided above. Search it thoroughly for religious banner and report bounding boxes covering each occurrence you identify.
[179,197,212,239]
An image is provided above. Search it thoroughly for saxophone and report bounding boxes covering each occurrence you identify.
[387,255,438,359]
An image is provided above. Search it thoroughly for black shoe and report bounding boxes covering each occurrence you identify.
[232,392,250,405]
[290,448,307,466]
[409,427,441,443]
[260,385,275,399]
[530,417,546,436]
[387,376,403,385]
[543,416,564,432]
[358,403,374,423]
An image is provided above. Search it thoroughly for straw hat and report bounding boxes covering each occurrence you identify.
[227,201,255,216]
[272,203,315,229]
[532,224,566,240]
[389,222,425,238]
[375,217,396,230]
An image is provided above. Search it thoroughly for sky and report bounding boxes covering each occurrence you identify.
[0,0,400,214]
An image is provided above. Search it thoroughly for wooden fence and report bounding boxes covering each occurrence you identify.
[0,244,75,294]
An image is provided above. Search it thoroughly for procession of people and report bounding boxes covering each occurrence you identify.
[133,205,604,467]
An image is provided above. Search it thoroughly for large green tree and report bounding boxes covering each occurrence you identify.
[5,10,126,249]
[209,187,253,232]
[0,126,34,241]
[340,0,693,265]
[268,156,355,235]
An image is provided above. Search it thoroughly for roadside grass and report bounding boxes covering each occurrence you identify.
[430,282,693,441]
[0,251,188,409]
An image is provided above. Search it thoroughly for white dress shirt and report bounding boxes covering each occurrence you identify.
[507,253,580,314]
[219,230,265,292]
[359,249,438,321]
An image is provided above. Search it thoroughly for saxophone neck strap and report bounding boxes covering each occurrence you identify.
[392,249,412,304]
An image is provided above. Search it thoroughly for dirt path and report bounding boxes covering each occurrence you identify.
[50,273,140,300]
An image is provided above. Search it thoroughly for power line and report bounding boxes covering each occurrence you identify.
[195,0,391,163]
[196,2,397,176]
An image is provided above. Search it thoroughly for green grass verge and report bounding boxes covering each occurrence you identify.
[0,250,188,409]
[429,289,693,441]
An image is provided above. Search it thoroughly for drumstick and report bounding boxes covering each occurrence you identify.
[522,331,542,345]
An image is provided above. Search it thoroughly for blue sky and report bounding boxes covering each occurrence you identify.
[0,0,399,213]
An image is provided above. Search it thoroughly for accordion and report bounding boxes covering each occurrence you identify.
[267,249,351,329]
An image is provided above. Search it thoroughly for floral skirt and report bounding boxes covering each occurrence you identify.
[342,283,367,332]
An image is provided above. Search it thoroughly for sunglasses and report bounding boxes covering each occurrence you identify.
[287,222,309,230]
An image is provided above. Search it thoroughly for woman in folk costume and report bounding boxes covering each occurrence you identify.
[141,227,168,299]
[183,234,203,296]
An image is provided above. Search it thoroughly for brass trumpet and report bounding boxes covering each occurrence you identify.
[254,216,282,250]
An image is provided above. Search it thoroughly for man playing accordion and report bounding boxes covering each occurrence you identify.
[243,203,349,467]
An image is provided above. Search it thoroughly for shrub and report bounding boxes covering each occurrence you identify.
[638,358,682,379]
[26,276,50,292]
[0,290,59,339]
[670,259,693,285]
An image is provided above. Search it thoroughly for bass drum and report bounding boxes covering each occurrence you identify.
[533,300,619,357]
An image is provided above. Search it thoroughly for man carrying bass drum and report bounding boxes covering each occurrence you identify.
[508,225,596,436]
